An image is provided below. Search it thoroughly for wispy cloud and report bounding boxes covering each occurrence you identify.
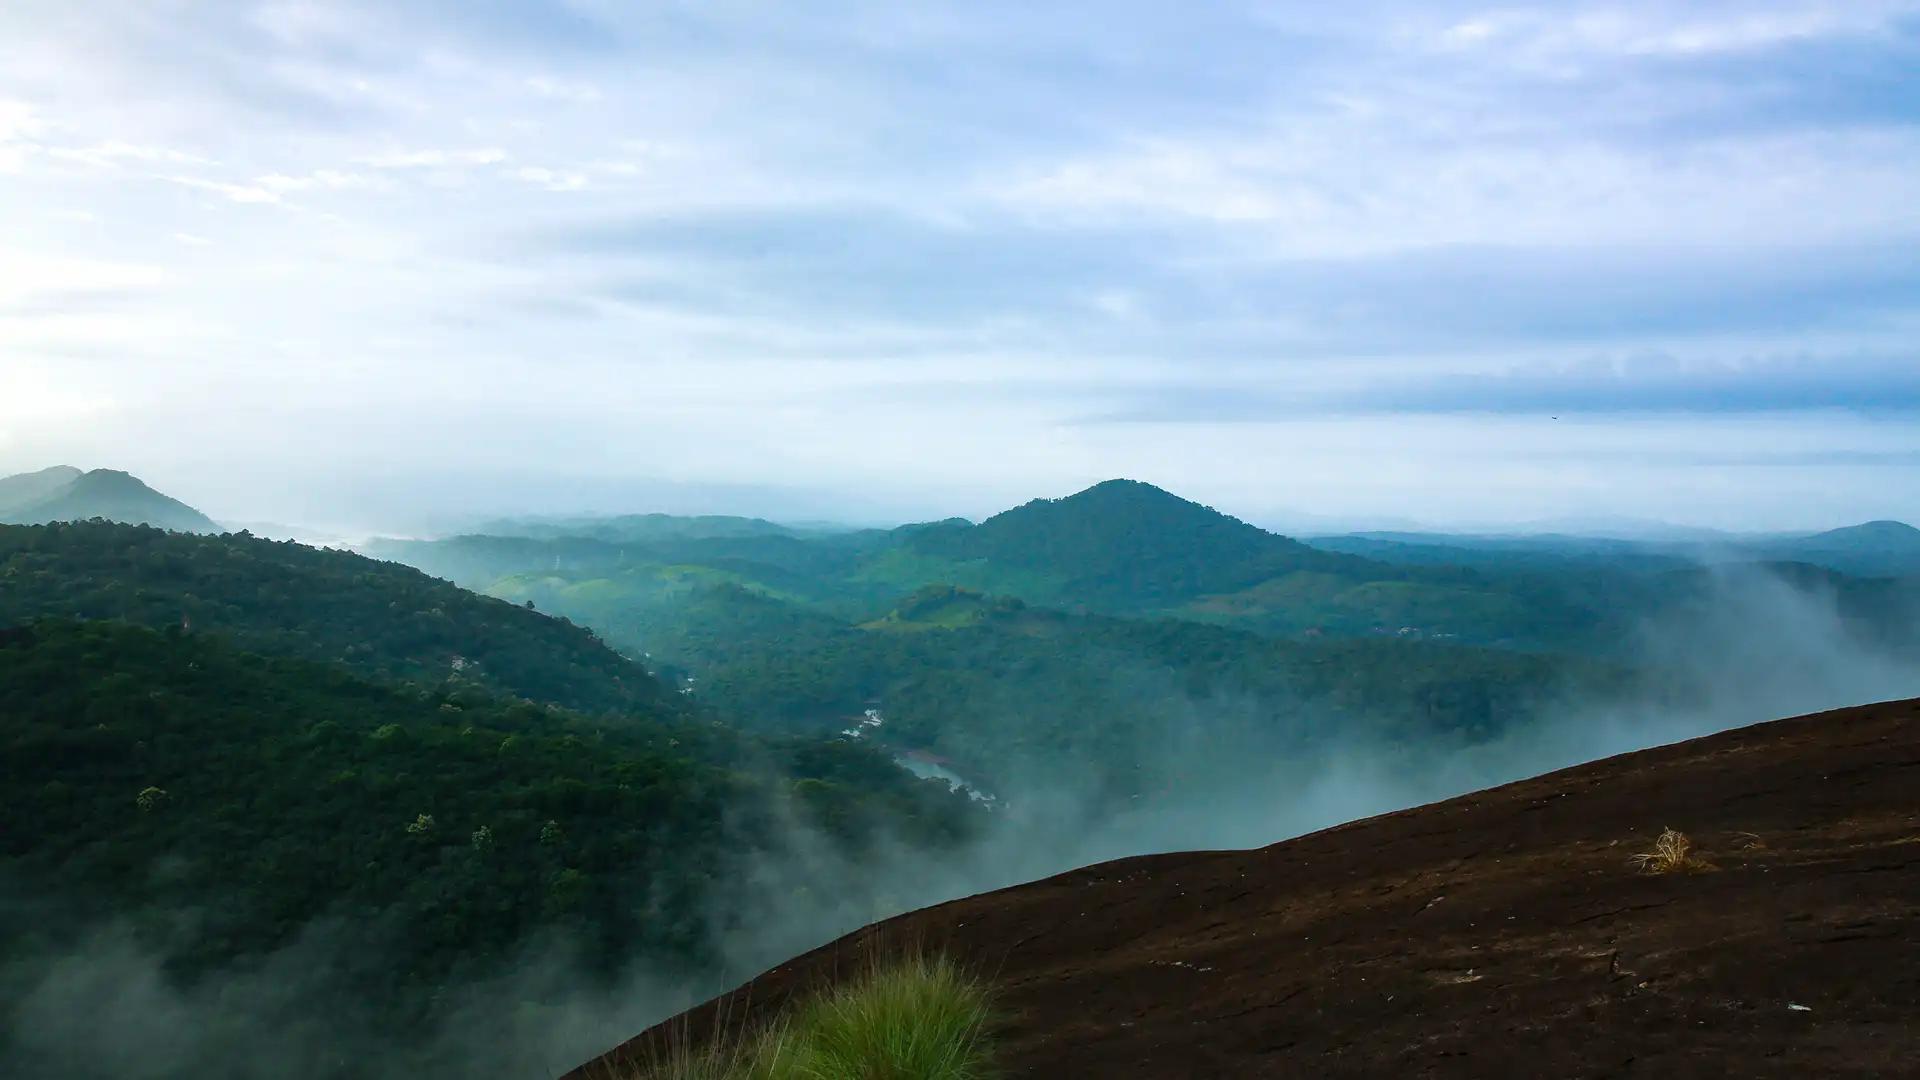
[0,1,1915,528]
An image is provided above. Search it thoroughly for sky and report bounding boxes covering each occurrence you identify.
[1,1,1918,533]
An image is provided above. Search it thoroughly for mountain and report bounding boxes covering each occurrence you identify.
[901,479,1371,608]
[472,511,800,543]
[1759,520,1920,577]
[0,465,82,513]
[574,697,1920,1079]
[1314,519,1920,580]
[0,520,673,715]
[0,467,218,531]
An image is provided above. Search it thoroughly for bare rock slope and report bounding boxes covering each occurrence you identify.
[573,698,1920,1078]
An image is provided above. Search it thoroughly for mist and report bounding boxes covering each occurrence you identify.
[7,558,1914,1079]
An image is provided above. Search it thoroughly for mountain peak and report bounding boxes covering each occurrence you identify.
[906,479,1361,606]
[0,465,84,514]
[0,467,218,532]
[1073,477,1169,496]
[67,468,151,493]
[1835,519,1918,535]
[1035,478,1236,518]
[1801,519,1920,546]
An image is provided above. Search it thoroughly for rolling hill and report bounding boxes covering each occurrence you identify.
[379,480,1621,651]
[0,467,219,531]
[573,697,1920,1079]
[1314,518,1920,580]
[0,520,671,715]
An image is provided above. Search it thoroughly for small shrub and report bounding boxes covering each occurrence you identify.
[1630,828,1713,874]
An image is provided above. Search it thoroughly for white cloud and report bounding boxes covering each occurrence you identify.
[513,165,588,191]
[0,98,43,172]
[0,98,41,140]
[162,174,283,204]
[256,169,377,192]
[524,76,601,103]
[0,253,172,299]
[990,127,1920,257]
[1430,2,1920,63]
[356,147,509,170]
[0,1,1914,527]
[47,141,211,169]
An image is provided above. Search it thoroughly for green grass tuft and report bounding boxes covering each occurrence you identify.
[629,953,997,1080]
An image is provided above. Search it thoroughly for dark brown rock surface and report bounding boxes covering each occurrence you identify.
[571,698,1920,1078]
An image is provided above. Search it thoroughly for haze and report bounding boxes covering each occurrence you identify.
[3,1,1918,533]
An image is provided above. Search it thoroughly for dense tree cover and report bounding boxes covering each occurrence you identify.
[383,481,1634,652]
[368,529,893,614]
[367,484,1920,813]
[0,620,978,1058]
[470,577,1633,804]
[389,483,1920,677]
[0,521,671,715]
[902,479,1370,608]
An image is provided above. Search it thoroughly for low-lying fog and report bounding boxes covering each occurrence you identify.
[9,563,1916,1079]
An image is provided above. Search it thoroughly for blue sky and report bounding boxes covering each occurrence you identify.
[1,1,1917,531]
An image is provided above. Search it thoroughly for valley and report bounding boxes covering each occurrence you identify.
[10,9,1914,1075]
[2,468,1917,1077]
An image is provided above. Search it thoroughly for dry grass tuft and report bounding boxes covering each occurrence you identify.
[1629,828,1714,874]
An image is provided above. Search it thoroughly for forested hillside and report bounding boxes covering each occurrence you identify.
[465,575,1635,806]
[0,620,978,1076]
[0,521,669,715]
[378,480,1625,652]
[901,479,1368,606]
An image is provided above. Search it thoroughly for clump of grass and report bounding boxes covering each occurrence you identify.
[631,953,997,1080]
[1629,828,1714,874]
[779,953,997,1079]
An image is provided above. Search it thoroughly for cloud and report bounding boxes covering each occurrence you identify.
[1430,3,1915,62]
[1069,354,1920,423]
[162,174,284,204]
[355,147,509,169]
[256,169,377,192]
[513,165,588,192]
[0,1,1915,528]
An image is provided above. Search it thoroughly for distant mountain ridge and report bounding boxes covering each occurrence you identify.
[474,511,799,543]
[0,466,218,532]
[0,465,83,513]
[1750,520,1920,578]
[1312,517,1920,579]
